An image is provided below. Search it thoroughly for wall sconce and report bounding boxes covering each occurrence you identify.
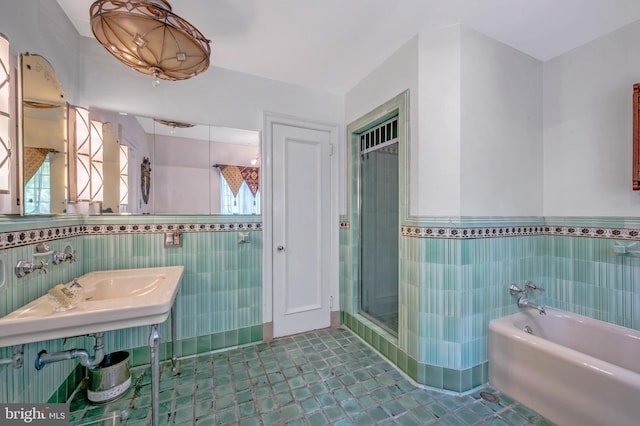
[71,107,104,203]
[89,119,104,202]
[0,33,10,194]
[119,144,129,208]
[90,0,211,83]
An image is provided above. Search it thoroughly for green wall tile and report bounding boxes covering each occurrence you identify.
[423,364,443,389]
[443,368,461,392]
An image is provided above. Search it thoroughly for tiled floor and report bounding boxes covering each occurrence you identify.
[69,327,554,425]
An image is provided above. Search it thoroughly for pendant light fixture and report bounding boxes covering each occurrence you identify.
[90,0,211,81]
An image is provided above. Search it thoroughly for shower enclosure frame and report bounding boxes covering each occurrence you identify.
[346,90,411,346]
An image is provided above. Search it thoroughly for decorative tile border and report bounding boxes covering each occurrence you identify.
[0,222,262,250]
[401,225,546,239]
[546,225,640,240]
[0,225,85,250]
[341,220,640,241]
[401,225,640,241]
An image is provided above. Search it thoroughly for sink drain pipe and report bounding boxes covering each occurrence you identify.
[35,333,105,370]
[0,345,24,369]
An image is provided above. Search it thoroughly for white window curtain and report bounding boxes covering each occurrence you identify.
[220,179,260,215]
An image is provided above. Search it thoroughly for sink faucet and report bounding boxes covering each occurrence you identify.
[517,296,546,315]
[15,260,48,278]
[52,249,76,265]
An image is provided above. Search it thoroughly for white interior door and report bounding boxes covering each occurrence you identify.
[272,122,331,337]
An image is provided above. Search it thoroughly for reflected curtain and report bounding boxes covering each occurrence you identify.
[218,164,260,196]
[219,165,244,197]
[240,167,259,197]
[23,147,51,183]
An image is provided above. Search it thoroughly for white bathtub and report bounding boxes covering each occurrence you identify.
[489,308,640,426]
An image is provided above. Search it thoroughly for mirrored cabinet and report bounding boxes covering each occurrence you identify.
[20,54,67,215]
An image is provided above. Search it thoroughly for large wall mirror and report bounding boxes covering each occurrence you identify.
[87,109,261,215]
[136,116,261,215]
[18,53,261,216]
[21,53,67,215]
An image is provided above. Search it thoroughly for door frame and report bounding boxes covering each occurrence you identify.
[262,111,340,339]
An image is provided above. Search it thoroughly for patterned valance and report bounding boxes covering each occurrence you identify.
[217,164,260,197]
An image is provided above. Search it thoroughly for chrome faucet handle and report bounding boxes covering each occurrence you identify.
[38,259,49,274]
[525,281,544,292]
[509,284,524,296]
[52,251,65,265]
[14,260,34,278]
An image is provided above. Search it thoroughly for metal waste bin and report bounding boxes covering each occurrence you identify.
[87,351,131,404]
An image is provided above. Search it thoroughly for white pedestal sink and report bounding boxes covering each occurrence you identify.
[0,265,184,426]
[0,266,184,347]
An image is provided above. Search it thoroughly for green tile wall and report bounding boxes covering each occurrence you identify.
[341,215,640,393]
[546,235,640,329]
[3,213,640,402]
[0,216,262,405]
[0,233,84,404]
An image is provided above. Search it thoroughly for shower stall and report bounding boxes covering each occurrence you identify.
[359,117,399,334]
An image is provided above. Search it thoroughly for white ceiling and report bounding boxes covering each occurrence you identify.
[57,0,640,94]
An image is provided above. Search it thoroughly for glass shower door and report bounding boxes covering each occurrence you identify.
[359,118,399,334]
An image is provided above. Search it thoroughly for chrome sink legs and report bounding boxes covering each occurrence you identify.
[149,301,178,426]
[149,324,160,426]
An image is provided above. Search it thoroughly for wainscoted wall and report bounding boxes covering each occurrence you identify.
[0,216,262,404]
[544,217,640,328]
[2,214,639,402]
[341,216,640,393]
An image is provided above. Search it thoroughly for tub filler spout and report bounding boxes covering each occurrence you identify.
[517,296,546,315]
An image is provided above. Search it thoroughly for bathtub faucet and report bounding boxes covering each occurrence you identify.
[517,296,546,315]
[525,281,544,293]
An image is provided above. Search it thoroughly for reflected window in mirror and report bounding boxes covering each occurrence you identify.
[24,153,51,214]
[221,180,260,215]
[217,164,260,215]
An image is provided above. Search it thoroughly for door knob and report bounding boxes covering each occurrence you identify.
[277,245,285,251]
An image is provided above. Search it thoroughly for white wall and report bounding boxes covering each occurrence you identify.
[0,1,80,103]
[460,27,543,216]
[345,35,419,216]
[346,25,543,217]
[0,1,343,143]
[153,134,211,214]
[417,26,461,216]
[544,19,640,216]
[78,39,344,134]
